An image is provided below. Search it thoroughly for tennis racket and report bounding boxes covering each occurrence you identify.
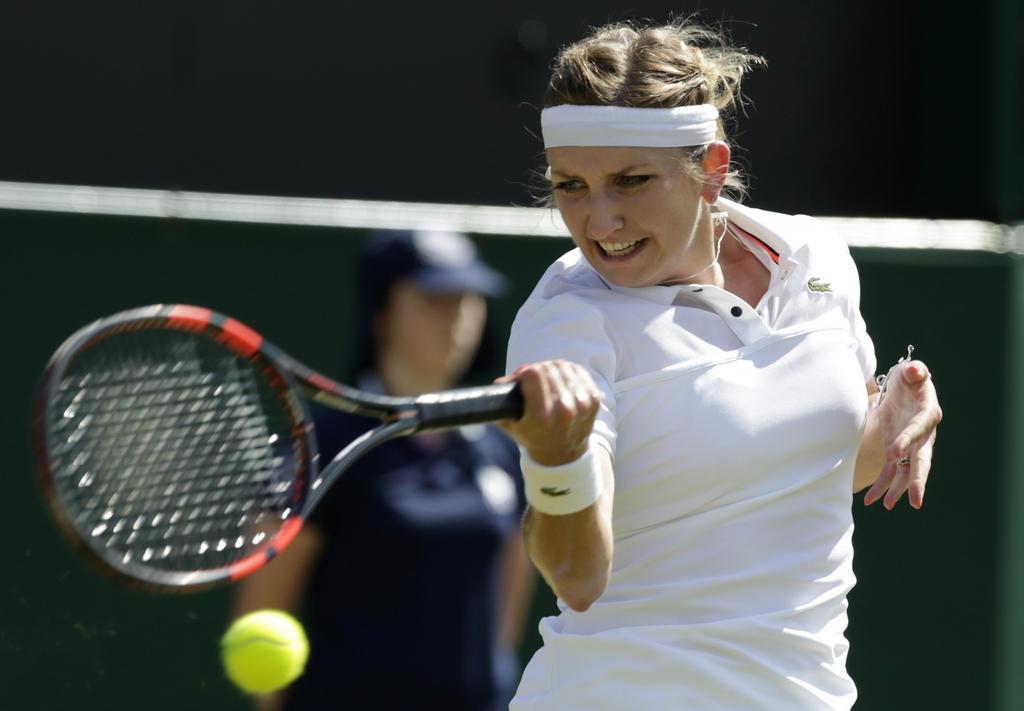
[32,304,523,593]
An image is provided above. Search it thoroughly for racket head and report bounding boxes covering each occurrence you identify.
[33,305,317,593]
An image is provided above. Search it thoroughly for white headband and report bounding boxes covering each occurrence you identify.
[541,104,719,148]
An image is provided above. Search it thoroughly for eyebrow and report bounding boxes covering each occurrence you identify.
[549,163,653,179]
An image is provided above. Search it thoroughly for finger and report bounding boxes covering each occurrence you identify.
[906,430,936,509]
[554,360,601,411]
[508,363,556,427]
[550,362,602,448]
[891,413,940,463]
[863,463,896,506]
[902,360,930,384]
[882,425,937,509]
[496,418,517,439]
[882,457,912,510]
[500,363,567,453]
[494,363,532,385]
[522,361,599,464]
[542,360,583,419]
[526,362,589,430]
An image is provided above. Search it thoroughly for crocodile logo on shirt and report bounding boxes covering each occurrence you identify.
[540,486,572,497]
[807,277,832,293]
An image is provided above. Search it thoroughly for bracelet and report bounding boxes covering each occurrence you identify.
[521,437,604,516]
[874,344,914,409]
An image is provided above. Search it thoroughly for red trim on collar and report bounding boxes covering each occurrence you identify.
[730,222,780,264]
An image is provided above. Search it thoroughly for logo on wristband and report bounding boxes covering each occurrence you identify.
[540,486,572,497]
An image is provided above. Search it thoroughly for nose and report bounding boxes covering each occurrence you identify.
[586,191,624,241]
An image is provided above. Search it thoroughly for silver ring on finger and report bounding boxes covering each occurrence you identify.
[896,456,910,467]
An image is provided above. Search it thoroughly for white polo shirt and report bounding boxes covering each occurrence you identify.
[507,198,875,711]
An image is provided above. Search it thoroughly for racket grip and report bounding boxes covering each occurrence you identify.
[414,383,524,432]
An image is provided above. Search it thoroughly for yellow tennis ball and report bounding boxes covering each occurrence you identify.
[221,610,309,694]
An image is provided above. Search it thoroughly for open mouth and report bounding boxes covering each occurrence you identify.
[597,239,643,258]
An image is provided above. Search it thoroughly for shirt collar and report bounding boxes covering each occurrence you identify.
[717,197,801,265]
[586,198,802,305]
[594,269,684,304]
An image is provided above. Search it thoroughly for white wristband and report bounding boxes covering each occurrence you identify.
[521,437,604,516]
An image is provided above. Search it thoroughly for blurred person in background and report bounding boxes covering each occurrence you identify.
[231,229,534,711]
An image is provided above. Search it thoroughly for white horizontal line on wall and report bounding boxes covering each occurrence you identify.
[0,180,1019,252]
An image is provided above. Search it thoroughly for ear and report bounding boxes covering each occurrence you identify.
[700,141,731,205]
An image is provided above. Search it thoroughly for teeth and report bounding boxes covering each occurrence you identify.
[599,240,641,257]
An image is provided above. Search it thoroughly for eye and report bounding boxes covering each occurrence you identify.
[553,180,584,193]
[620,174,651,187]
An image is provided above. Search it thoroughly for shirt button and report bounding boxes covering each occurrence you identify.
[731,306,743,317]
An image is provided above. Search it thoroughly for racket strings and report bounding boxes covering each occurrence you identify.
[47,329,301,575]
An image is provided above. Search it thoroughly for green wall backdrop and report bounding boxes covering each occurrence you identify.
[0,206,1018,710]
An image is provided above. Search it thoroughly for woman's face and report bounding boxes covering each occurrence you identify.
[548,145,722,289]
[375,280,487,382]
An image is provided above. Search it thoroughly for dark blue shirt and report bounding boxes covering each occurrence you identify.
[284,400,524,711]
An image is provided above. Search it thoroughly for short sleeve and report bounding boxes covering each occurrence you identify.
[845,252,877,382]
[794,211,877,384]
[506,291,619,456]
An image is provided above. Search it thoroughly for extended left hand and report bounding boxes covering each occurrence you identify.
[864,360,942,509]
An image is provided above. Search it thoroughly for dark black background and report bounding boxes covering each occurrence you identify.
[0,0,1020,220]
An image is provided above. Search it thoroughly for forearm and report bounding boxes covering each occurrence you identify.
[854,386,885,492]
[494,360,611,611]
[523,451,615,612]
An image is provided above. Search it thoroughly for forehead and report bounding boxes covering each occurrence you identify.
[547,145,681,175]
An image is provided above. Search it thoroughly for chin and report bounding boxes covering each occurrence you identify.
[587,261,650,289]
[584,250,655,290]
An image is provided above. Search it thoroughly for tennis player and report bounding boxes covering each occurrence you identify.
[496,19,942,710]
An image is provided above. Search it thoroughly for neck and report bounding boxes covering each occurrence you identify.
[375,351,458,397]
[717,223,749,266]
[718,223,772,307]
[658,210,727,287]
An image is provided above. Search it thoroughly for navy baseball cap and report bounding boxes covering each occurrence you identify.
[360,229,508,308]
[350,229,508,377]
